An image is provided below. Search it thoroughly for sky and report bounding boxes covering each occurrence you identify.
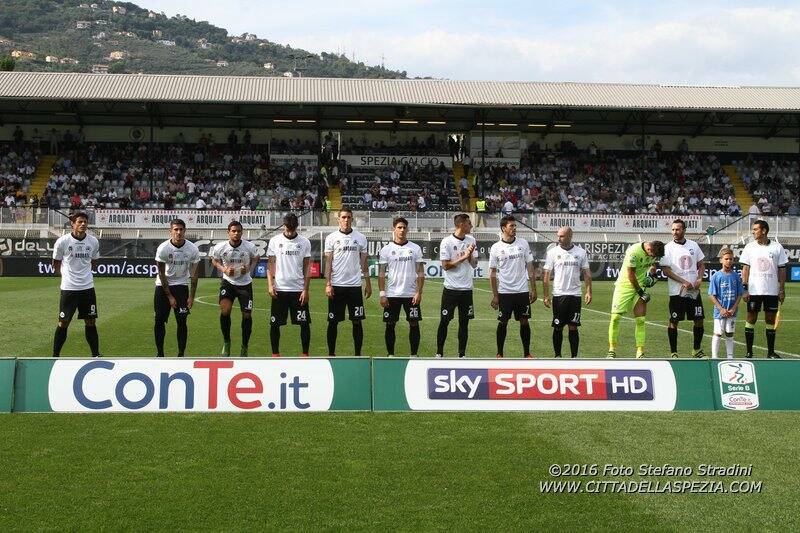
[133,0,800,85]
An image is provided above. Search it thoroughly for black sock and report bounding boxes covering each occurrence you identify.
[385,322,396,355]
[300,324,311,355]
[766,328,776,354]
[568,329,579,358]
[241,316,253,348]
[53,325,68,357]
[353,321,364,357]
[220,314,232,342]
[457,318,469,356]
[745,326,754,355]
[496,321,508,356]
[327,322,338,356]
[553,327,563,357]
[270,324,281,355]
[520,323,531,356]
[668,327,678,353]
[410,324,420,356]
[693,326,704,350]
[176,318,188,356]
[436,319,449,354]
[85,325,100,357]
[154,321,166,357]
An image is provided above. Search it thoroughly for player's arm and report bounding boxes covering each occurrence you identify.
[778,264,786,303]
[542,269,551,307]
[467,243,478,268]
[188,262,199,309]
[360,251,372,298]
[740,264,750,302]
[412,261,425,305]
[324,251,334,298]
[582,267,592,305]
[156,261,177,308]
[708,294,728,317]
[245,254,261,275]
[489,267,499,309]
[267,255,277,298]
[52,259,62,275]
[300,256,310,305]
[527,261,538,303]
[211,256,231,277]
[442,242,476,270]
[661,265,690,289]
[378,263,388,307]
[628,266,650,301]
[695,260,705,289]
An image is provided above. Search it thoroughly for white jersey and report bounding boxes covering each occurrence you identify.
[543,244,589,297]
[439,233,478,290]
[267,233,312,292]
[379,240,425,297]
[52,233,100,291]
[739,239,788,296]
[489,238,534,294]
[660,239,706,296]
[210,239,259,286]
[154,239,200,287]
[324,229,368,287]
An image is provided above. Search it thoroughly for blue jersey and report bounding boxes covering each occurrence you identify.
[708,270,745,319]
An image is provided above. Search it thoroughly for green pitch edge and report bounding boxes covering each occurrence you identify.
[0,359,16,413]
[329,358,372,411]
[13,359,54,413]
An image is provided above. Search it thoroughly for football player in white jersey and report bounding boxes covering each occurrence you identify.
[154,219,200,357]
[435,213,478,358]
[740,219,788,358]
[378,217,425,356]
[660,219,706,358]
[52,212,101,357]
[210,220,261,357]
[324,209,371,356]
[267,213,312,357]
[489,215,537,358]
[542,226,591,358]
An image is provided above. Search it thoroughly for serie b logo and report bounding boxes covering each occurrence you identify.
[719,361,759,410]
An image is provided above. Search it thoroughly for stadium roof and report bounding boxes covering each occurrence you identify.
[1,71,800,111]
[1,72,800,138]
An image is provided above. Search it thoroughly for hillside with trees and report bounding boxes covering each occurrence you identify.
[0,0,408,77]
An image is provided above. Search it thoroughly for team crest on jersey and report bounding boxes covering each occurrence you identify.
[392,251,396,255]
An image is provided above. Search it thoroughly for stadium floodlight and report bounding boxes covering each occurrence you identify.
[374,120,394,124]
[476,122,495,126]
[528,123,547,127]
[346,120,366,124]
[554,123,572,128]
[296,119,317,123]
[427,121,446,125]
[273,119,293,123]
[498,123,518,127]
[399,120,418,124]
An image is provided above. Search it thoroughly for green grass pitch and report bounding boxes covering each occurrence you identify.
[1,278,799,530]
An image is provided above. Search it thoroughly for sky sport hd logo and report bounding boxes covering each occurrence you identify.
[719,361,759,410]
[402,360,678,411]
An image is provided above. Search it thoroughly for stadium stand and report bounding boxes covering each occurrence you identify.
[0,142,39,208]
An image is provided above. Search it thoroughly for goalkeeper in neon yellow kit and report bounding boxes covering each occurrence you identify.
[608,241,665,359]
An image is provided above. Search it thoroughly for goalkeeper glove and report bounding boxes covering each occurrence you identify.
[637,289,651,303]
[643,274,657,288]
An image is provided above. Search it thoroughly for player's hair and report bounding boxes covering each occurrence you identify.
[170,218,186,229]
[283,213,299,231]
[68,211,88,223]
[338,208,353,216]
[753,219,769,233]
[672,218,686,230]
[649,240,665,257]
[718,247,734,259]
[227,220,243,231]
[500,215,516,228]
[453,213,470,225]
[392,216,409,228]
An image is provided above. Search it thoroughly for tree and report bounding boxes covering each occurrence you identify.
[0,56,15,71]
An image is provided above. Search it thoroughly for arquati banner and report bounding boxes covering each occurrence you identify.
[535,214,704,233]
[94,210,278,229]
[340,154,453,169]
[12,358,370,413]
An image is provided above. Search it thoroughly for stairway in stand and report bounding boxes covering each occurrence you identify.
[452,161,476,211]
[328,185,342,211]
[723,164,754,214]
[28,154,58,198]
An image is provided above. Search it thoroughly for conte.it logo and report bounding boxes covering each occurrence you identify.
[427,368,654,401]
[719,361,759,410]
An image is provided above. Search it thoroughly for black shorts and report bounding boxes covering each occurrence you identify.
[669,294,705,322]
[154,285,190,323]
[551,295,581,327]
[59,288,98,321]
[383,297,422,322]
[271,291,311,326]
[440,288,474,321]
[328,286,365,322]
[498,292,531,321]
[219,281,254,312]
[747,295,780,314]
